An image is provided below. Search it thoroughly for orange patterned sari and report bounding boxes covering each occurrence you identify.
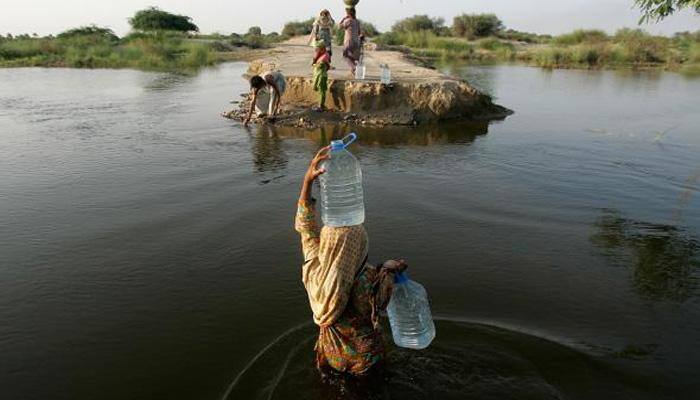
[295,199,394,375]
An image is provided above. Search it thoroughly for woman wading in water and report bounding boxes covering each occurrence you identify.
[295,147,407,376]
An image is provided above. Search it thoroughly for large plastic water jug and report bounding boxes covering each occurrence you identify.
[387,272,436,349]
[380,63,391,84]
[355,57,366,80]
[319,133,365,227]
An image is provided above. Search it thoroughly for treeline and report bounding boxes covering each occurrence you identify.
[0,7,284,71]
[374,13,700,74]
[381,14,549,43]
[3,7,699,74]
[0,8,215,71]
[0,7,378,71]
[0,28,216,71]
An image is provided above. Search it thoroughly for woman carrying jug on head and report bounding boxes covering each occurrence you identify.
[338,7,363,77]
[295,146,408,376]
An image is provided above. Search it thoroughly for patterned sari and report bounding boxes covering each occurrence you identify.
[295,199,395,375]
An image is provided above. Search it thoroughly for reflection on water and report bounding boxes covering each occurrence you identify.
[591,210,700,302]
[445,62,670,101]
[224,319,663,400]
[439,62,498,96]
[675,167,700,223]
[249,125,288,174]
[267,121,489,147]
[141,73,192,92]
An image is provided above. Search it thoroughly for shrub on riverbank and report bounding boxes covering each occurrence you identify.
[496,29,551,44]
[282,19,315,37]
[392,15,445,35]
[225,30,283,49]
[453,14,504,39]
[527,29,684,68]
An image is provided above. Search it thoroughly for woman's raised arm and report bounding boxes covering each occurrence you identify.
[295,147,330,259]
[298,146,329,204]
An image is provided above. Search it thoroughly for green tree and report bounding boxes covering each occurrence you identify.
[248,26,262,36]
[129,7,199,32]
[392,15,444,34]
[361,22,380,37]
[635,0,700,22]
[453,14,504,39]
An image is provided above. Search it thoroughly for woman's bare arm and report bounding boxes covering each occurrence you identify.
[244,90,258,126]
[271,83,282,116]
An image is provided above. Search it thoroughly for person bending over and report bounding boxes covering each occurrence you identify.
[242,70,286,126]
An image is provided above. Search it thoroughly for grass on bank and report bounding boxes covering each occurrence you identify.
[0,27,284,72]
[4,16,700,75]
[375,28,700,74]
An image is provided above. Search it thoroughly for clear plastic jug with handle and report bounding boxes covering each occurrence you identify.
[319,133,365,227]
[387,272,436,349]
[355,59,366,80]
[380,63,391,84]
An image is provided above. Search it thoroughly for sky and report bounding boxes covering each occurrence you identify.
[1,0,698,37]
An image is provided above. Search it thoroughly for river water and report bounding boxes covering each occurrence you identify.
[1,63,698,400]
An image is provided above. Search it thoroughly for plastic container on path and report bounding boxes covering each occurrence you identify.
[387,272,436,349]
[355,57,366,80]
[319,133,365,227]
[380,63,392,85]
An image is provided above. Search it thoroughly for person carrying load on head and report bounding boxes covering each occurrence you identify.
[309,9,335,65]
[338,7,363,77]
[295,147,408,376]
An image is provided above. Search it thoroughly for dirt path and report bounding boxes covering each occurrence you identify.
[228,36,510,127]
[252,36,450,83]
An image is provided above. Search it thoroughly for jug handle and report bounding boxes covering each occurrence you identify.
[342,133,357,147]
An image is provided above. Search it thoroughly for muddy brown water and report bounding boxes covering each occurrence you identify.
[1,63,699,400]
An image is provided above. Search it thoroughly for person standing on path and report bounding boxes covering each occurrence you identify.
[312,44,331,111]
[309,9,335,64]
[338,7,363,77]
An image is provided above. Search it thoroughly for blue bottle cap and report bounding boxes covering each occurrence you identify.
[330,140,344,151]
[330,133,358,152]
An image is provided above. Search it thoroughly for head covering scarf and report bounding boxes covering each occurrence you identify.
[315,10,335,29]
[302,225,368,327]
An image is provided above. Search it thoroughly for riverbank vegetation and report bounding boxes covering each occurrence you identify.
[2,6,699,74]
[0,29,219,71]
[0,7,284,72]
[375,13,700,74]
